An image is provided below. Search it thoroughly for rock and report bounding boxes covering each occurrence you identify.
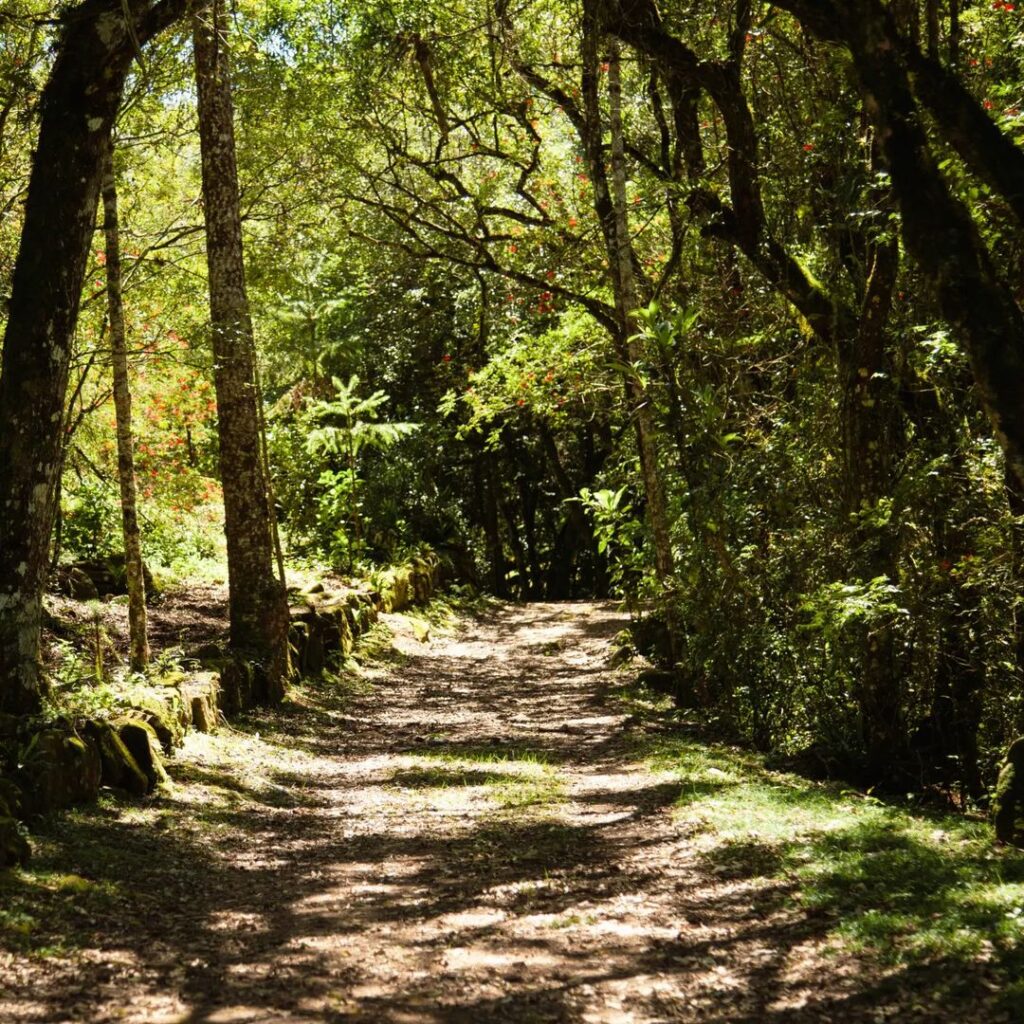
[636,668,698,709]
[186,642,226,664]
[95,723,149,797]
[219,658,255,714]
[303,623,326,675]
[289,620,310,672]
[20,729,102,814]
[289,603,316,624]
[138,708,181,754]
[347,593,377,634]
[180,673,220,733]
[65,555,157,601]
[60,566,99,601]
[0,816,29,868]
[116,719,169,791]
[191,695,213,732]
[0,777,24,817]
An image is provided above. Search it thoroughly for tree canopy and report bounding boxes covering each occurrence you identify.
[2,0,1024,804]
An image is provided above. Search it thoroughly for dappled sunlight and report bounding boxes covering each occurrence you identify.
[3,601,1021,1023]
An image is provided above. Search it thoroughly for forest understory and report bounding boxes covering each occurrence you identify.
[2,599,1021,1024]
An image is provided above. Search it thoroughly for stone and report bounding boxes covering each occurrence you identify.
[302,623,326,675]
[0,777,24,817]
[180,673,220,733]
[219,658,255,714]
[95,723,149,797]
[61,566,99,601]
[138,708,182,754]
[116,719,169,791]
[20,729,102,814]
[186,642,226,664]
[191,695,214,732]
[65,554,157,600]
[0,817,29,868]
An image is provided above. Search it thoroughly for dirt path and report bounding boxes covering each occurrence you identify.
[0,602,983,1023]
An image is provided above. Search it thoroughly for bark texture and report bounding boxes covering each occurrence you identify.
[193,0,290,696]
[0,0,185,715]
[102,141,150,673]
[768,0,1024,497]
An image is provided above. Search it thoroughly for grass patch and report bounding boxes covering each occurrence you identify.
[392,748,566,812]
[631,728,1024,1012]
[352,619,405,666]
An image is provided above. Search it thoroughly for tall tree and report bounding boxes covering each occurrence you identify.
[192,0,291,696]
[101,138,150,672]
[0,0,185,716]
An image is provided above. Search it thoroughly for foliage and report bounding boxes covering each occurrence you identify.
[0,0,1020,805]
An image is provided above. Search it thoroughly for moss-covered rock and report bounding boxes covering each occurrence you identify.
[185,642,226,665]
[0,816,29,868]
[116,719,169,791]
[289,620,313,673]
[139,706,183,754]
[0,777,23,818]
[994,737,1024,844]
[20,729,102,814]
[180,672,220,733]
[218,658,255,714]
[94,723,149,797]
[346,592,377,635]
[306,625,327,674]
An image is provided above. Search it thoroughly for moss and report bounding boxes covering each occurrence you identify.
[116,719,169,791]
[218,658,255,714]
[96,724,149,797]
[179,672,220,733]
[21,729,101,814]
[993,738,1024,844]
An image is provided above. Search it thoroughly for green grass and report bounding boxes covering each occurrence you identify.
[633,728,1024,1010]
[392,747,566,812]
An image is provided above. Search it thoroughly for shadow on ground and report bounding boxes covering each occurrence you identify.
[1,602,1021,1023]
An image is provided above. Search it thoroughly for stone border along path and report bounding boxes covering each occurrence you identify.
[0,601,970,1023]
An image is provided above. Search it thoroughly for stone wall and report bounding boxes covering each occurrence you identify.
[0,553,442,867]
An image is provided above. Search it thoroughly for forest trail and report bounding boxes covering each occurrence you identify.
[0,603,999,1023]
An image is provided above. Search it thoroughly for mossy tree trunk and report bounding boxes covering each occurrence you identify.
[192,0,291,696]
[0,0,185,716]
[769,0,1024,500]
[101,139,149,673]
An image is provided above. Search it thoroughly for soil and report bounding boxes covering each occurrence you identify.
[0,602,1005,1022]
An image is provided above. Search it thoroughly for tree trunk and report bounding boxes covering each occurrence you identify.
[101,139,149,673]
[480,455,506,597]
[0,0,186,716]
[193,0,290,696]
[582,16,675,605]
[606,42,673,577]
[839,217,905,781]
[769,0,1024,498]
